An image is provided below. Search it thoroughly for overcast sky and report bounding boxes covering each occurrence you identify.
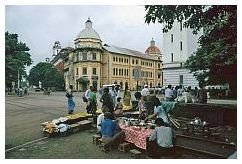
[5,5,163,72]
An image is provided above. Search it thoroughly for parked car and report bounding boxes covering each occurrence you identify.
[149,87,165,94]
[35,87,41,92]
[99,84,120,95]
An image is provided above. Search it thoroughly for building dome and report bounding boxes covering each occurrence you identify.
[76,18,101,40]
[145,38,161,55]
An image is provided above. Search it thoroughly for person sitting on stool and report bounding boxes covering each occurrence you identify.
[146,117,175,159]
[100,112,124,148]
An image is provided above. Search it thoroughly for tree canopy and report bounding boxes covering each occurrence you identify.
[145,5,237,94]
[5,32,33,88]
[28,62,64,91]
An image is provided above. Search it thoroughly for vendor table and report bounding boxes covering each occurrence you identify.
[120,125,152,150]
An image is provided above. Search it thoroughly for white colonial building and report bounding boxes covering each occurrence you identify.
[162,21,202,88]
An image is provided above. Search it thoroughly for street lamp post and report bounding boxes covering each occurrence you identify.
[17,68,20,89]
[134,66,141,91]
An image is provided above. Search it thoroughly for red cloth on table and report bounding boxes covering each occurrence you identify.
[120,125,152,150]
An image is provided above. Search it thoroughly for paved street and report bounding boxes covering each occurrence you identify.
[5,91,87,149]
[5,91,128,150]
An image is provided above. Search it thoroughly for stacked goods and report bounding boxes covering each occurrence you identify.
[41,122,59,135]
[66,112,92,120]
[41,112,93,137]
[51,117,68,125]
[66,112,92,124]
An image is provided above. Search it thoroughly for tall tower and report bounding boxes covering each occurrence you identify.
[162,20,202,88]
[52,41,61,59]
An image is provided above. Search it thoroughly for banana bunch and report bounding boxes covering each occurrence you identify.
[66,112,91,120]
[96,108,102,114]
[123,104,132,111]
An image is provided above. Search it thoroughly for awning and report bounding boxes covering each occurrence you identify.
[76,77,89,83]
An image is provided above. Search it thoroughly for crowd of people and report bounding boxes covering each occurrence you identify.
[163,84,208,104]
[64,83,209,158]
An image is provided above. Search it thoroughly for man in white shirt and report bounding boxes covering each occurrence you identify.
[146,118,174,158]
[144,105,170,127]
[141,84,150,97]
[109,86,117,106]
[96,105,108,135]
[85,86,93,100]
[165,85,174,101]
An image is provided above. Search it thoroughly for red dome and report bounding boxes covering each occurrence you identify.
[145,46,161,54]
[145,38,161,55]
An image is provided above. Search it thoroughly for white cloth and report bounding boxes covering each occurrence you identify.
[141,88,150,96]
[58,124,69,132]
[176,92,192,103]
[97,113,105,131]
[149,126,173,148]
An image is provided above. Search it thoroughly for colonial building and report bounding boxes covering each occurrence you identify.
[52,18,162,91]
[162,21,202,88]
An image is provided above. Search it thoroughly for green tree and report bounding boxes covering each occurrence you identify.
[28,62,64,90]
[5,32,33,88]
[145,5,237,96]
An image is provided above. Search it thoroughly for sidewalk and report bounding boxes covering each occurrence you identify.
[207,99,237,105]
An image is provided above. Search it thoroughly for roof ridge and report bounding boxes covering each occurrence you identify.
[103,44,156,60]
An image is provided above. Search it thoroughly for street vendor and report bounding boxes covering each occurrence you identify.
[123,86,131,106]
[134,91,148,120]
[114,97,123,118]
[100,112,124,149]
[144,101,177,127]
[144,105,169,126]
[100,87,114,113]
[96,105,109,135]
[146,117,175,158]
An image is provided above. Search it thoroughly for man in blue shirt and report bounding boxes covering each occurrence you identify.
[101,112,117,140]
[100,112,124,148]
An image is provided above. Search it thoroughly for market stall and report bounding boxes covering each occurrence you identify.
[117,117,154,149]
[41,112,92,137]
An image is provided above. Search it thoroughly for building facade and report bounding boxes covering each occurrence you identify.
[53,18,162,91]
[162,21,202,88]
